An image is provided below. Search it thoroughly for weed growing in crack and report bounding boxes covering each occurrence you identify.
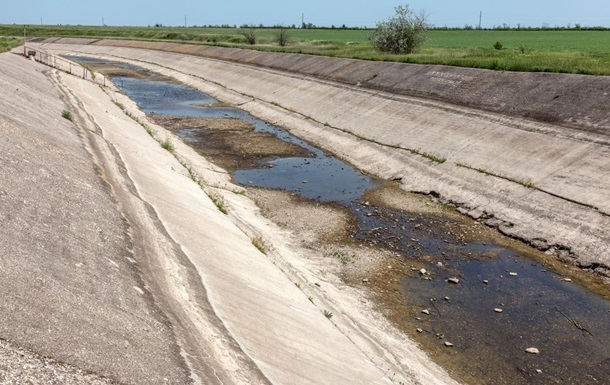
[323,310,333,319]
[209,194,228,215]
[61,110,73,121]
[455,162,536,189]
[143,124,156,138]
[308,296,314,304]
[160,138,175,152]
[412,149,446,164]
[252,236,266,254]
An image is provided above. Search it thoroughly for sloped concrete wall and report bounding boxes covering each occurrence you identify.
[63,38,610,136]
[35,41,610,278]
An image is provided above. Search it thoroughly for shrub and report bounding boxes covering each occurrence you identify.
[369,4,430,54]
[493,41,503,50]
[240,27,257,45]
[274,27,289,47]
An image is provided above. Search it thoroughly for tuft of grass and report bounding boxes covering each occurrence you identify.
[160,138,175,152]
[252,236,266,254]
[412,149,446,163]
[113,101,125,110]
[516,178,536,189]
[327,250,354,265]
[422,152,447,164]
[323,310,333,319]
[0,37,23,54]
[308,296,314,304]
[210,194,228,214]
[61,110,73,121]
[143,124,156,137]
[295,282,301,289]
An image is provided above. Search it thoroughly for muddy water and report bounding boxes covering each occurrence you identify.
[94,62,610,385]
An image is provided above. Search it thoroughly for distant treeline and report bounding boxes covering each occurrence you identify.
[171,23,610,31]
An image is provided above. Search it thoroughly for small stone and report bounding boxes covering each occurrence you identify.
[302,180,308,184]
[444,296,450,301]
[483,280,489,284]
[494,308,503,313]
[362,278,369,283]
[448,277,460,284]
[536,369,543,374]
[416,328,423,333]
[421,309,430,315]
[562,278,572,282]
[419,268,427,275]
[509,272,518,276]
[525,347,540,354]
[444,342,454,347]
[437,262,443,267]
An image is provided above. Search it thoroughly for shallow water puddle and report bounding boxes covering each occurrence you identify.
[74,58,610,385]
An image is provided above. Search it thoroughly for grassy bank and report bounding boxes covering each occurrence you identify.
[0,37,23,53]
[2,24,610,75]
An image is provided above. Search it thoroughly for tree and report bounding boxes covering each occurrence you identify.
[369,4,430,54]
[240,26,257,45]
[274,27,289,47]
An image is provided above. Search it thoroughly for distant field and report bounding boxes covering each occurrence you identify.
[2,25,610,75]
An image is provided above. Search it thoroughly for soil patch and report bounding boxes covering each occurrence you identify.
[85,61,173,81]
[149,114,310,171]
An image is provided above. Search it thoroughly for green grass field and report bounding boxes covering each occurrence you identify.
[0,36,23,53]
[2,24,610,75]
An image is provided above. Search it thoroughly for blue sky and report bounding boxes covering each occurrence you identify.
[1,0,609,28]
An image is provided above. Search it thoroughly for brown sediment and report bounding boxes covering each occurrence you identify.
[245,180,610,385]
[148,114,311,172]
[85,61,174,81]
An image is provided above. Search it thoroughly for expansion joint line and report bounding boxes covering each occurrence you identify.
[455,163,609,217]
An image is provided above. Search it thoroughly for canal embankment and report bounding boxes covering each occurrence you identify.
[30,39,610,280]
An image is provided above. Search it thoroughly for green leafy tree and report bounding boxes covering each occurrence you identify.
[369,4,430,54]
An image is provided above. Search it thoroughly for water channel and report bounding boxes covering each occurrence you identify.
[69,56,610,385]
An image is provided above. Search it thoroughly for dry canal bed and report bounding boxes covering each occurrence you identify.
[75,57,610,385]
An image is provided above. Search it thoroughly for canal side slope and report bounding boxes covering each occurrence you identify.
[33,41,610,280]
[1,51,460,384]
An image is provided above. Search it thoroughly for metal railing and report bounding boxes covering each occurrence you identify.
[25,46,109,87]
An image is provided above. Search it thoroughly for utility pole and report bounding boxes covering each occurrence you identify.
[478,11,482,30]
[40,17,42,26]
[302,13,304,28]
[23,25,26,56]
[185,15,187,28]
[102,16,104,26]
